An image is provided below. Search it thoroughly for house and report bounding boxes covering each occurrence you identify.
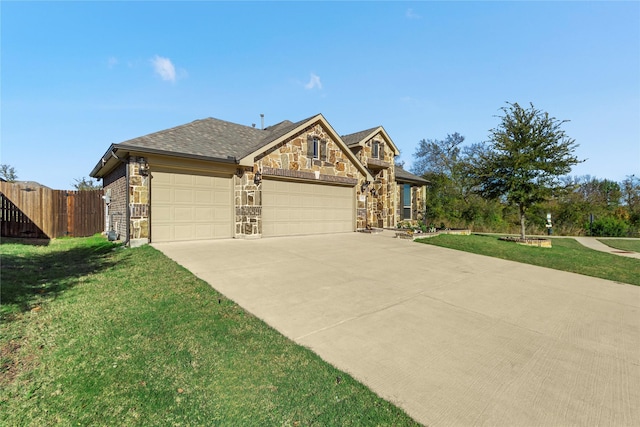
[90,114,428,245]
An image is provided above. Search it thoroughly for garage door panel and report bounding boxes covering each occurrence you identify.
[173,225,194,241]
[195,190,213,204]
[151,171,232,242]
[173,174,193,186]
[174,207,194,220]
[263,180,354,237]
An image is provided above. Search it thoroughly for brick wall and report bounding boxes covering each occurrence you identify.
[103,162,127,239]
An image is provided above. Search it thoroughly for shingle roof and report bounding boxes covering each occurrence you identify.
[237,115,318,159]
[114,115,322,162]
[395,167,429,184]
[342,127,380,147]
[115,118,267,160]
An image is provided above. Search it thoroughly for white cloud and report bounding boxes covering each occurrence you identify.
[406,8,421,20]
[107,56,119,68]
[304,73,322,90]
[151,55,177,82]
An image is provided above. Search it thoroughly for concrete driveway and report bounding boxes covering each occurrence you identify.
[153,232,640,426]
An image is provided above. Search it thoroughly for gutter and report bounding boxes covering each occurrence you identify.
[91,144,238,178]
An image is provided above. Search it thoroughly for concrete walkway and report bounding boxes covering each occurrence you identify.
[573,236,640,259]
[154,232,640,426]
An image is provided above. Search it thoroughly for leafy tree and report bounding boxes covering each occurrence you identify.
[621,175,640,213]
[412,133,467,227]
[0,164,18,182]
[621,174,640,231]
[471,102,582,238]
[73,177,101,191]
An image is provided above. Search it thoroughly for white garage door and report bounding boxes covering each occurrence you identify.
[151,171,232,242]
[262,179,354,237]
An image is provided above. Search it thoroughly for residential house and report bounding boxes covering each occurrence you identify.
[90,114,428,245]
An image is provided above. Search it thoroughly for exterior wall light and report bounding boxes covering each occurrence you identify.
[254,171,262,185]
[138,157,149,176]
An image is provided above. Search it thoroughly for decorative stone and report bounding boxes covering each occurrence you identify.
[130,175,142,186]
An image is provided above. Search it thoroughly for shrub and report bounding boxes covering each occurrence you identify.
[587,216,630,237]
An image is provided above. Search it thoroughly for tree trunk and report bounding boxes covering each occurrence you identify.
[519,204,526,239]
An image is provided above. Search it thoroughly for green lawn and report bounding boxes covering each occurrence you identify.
[415,234,640,286]
[597,238,640,253]
[1,236,419,426]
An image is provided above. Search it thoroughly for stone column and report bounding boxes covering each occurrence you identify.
[129,157,150,246]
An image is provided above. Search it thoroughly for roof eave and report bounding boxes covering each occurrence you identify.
[90,144,238,178]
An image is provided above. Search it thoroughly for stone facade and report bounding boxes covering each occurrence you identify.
[234,167,261,238]
[129,157,150,243]
[351,133,397,228]
[252,123,369,231]
[396,183,426,225]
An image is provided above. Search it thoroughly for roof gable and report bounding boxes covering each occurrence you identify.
[239,114,373,180]
[342,126,400,155]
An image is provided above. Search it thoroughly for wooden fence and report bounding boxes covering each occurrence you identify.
[0,182,104,239]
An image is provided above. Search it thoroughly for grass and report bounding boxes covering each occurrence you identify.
[597,238,640,253]
[1,236,419,426]
[415,234,640,286]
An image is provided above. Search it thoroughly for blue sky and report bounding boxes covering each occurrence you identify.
[2,1,639,190]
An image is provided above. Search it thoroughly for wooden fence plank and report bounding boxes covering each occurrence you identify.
[0,182,104,239]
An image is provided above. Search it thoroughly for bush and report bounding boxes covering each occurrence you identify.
[587,216,630,237]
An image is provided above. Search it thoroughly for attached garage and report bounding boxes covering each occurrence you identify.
[151,171,233,242]
[262,179,355,237]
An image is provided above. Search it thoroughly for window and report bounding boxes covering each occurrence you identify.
[312,137,319,159]
[403,184,411,219]
[372,141,379,159]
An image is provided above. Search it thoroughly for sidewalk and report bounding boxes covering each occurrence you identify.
[476,231,640,259]
[573,236,640,259]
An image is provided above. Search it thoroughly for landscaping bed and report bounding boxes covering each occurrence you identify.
[499,236,552,248]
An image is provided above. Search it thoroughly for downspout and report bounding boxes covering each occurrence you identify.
[110,149,130,246]
[124,158,130,247]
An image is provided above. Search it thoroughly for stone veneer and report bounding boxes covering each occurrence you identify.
[234,167,261,238]
[129,157,150,243]
[250,123,368,232]
[352,133,397,228]
[396,184,426,225]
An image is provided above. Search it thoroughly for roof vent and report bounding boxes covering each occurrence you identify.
[252,123,256,128]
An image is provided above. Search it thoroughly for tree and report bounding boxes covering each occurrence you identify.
[0,164,18,182]
[471,102,582,238]
[411,132,465,177]
[73,177,101,191]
